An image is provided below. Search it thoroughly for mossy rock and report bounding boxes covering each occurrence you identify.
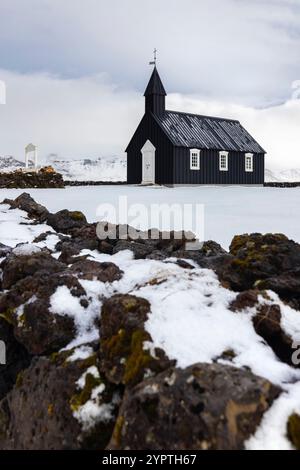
[0,308,16,325]
[70,372,102,412]
[287,413,300,449]
[100,294,175,387]
[70,211,86,221]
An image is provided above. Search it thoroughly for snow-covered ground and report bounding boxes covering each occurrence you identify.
[1,185,300,249]
[1,201,300,449]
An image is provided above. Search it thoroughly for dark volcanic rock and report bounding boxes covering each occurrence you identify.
[230,290,297,367]
[0,250,66,290]
[220,233,300,291]
[0,318,31,400]
[56,225,100,262]
[70,260,123,282]
[255,270,300,309]
[0,243,12,259]
[0,272,86,354]
[0,171,64,189]
[172,240,232,276]
[0,350,121,450]
[32,231,65,244]
[99,294,175,387]
[112,240,154,259]
[287,413,300,450]
[252,303,296,366]
[229,290,260,312]
[109,363,281,450]
[2,192,49,222]
[46,209,87,234]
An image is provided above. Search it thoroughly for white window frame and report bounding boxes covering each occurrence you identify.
[245,153,253,172]
[190,149,200,170]
[219,151,229,171]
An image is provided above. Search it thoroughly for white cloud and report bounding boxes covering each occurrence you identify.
[0,69,299,169]
[0,0,299,106]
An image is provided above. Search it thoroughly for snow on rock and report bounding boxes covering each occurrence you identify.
[49,284,102,348]
[1,198,300,449]
[12,244,42,256]
[73,387,120,432]
[73,366,121,432]
[34,233,61,251]
[0,204,53,247]
[246,382,300,450]
[66,345,95,363]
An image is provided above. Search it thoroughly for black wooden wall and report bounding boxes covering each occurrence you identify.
[126,113,174,185]
[126,114,265,185]
[173,148,265,185]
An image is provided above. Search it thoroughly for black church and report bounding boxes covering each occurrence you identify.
[126,67,265,186]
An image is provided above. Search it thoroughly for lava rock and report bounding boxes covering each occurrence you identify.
[0,272,86,354]
[230,290,297,367]
[0,318,31,400]
[0,349,121,450]
[0,172,64,189]
[0,243,12,259]
[112,240,154,259]
[252,303,296,366]
[46,209,87,234]
[2,192,49,221]
[109,363,281,450]
[0,250,66,290]
[70,260,123,282]
[99,294,175,387]
[173,240,232,276]
[287,413,300,450]
[220,233,300,291]
[255,269,300,309]
[229,290,260,312]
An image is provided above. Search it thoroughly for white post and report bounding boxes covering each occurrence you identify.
[25,149,28,169]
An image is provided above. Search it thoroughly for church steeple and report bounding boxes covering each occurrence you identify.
[144,67,166,116]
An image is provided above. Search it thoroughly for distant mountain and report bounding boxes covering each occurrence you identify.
[2,154,299,183]
[46,156,126,181]
[265,168,300,182]
[0,156,25,172]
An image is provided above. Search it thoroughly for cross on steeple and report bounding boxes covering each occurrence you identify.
[149,48,157,66]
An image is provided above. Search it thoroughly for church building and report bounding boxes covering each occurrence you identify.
[126,66,265,185]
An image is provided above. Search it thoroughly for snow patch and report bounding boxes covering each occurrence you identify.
[13,243,42,256]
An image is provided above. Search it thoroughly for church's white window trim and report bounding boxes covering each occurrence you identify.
[219,151,229,171]
[245,153,254,172]
[190,149,200,170]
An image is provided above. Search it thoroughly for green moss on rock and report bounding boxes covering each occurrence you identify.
[70,372,102,412]
[0,308,16,325]
[123,330,152,385]
[70,211,86,221]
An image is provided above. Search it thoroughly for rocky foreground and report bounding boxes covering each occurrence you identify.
[0,193,300,450]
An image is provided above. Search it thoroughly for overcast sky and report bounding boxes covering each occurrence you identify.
[0,0,299,169]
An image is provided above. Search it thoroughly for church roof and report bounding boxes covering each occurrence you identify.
[154,110,265,153]
[144,67,166,96]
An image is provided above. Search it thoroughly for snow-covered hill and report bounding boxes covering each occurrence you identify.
[2,154,300,183]
[0,155,126,181]
[0,156,25,172]
[265,168,300,182]
[46,156,126,182]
